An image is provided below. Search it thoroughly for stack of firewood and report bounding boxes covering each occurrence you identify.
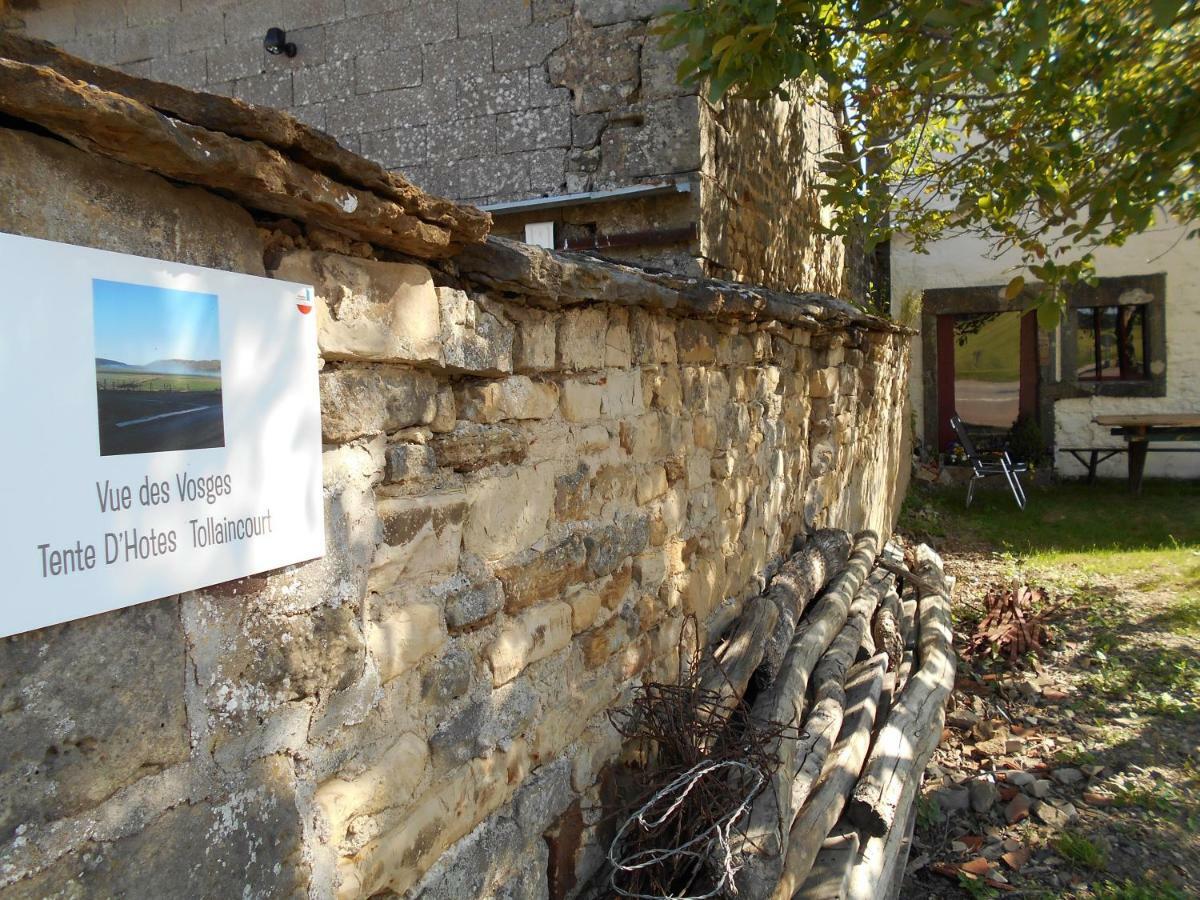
[607,529,956,900]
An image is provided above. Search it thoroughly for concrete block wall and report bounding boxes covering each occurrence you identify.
[8,0,699,207]
[0,122,909,898]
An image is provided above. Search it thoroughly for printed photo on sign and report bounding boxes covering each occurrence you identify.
[92,279,225,456]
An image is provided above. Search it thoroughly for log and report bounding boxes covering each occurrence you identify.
[773,654,888,900]
[760,529,853,681]
[733,544,883,898]
[900,594,918,651]
[844,726,930,900]
[845,544,955,837]
[696,530,849,722]
[877,555,950,601]
[871,582,903,670]
[698,594,780,724]
[793,831,860,900]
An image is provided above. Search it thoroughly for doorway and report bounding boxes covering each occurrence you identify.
[936,310,1038,452]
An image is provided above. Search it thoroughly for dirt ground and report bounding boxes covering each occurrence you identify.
[898,531,1200,899]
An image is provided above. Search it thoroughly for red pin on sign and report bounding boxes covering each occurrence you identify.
[297,287,313,315]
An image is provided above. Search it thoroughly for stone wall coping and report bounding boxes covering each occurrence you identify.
[453,237,911,334]
[0,33,490,255]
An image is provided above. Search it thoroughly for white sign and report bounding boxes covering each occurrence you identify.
[0,232,324,637]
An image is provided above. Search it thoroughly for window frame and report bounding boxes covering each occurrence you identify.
[1062,274,1166,399]
[1075,303,1150,383]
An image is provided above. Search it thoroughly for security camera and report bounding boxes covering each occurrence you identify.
[264,27,297,58]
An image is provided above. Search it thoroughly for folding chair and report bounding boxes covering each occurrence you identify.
[950,413,1028,510]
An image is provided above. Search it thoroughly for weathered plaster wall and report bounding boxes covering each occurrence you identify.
[699,92,849,297]
[891,223,1200,479]
[0,120,908,900]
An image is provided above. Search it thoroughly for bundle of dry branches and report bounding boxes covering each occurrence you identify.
[606,633,795,898]
[964,584,1056,662]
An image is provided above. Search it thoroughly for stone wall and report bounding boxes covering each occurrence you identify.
[0,76,910,900]
[698,91,849,297]
[6,0,696,207]
[7,1,857,296]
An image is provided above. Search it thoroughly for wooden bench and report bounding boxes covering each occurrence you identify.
[1058,446,1200,485]
[1074,414,1200,493]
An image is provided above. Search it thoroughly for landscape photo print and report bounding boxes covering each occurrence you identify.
[93,278,225,456]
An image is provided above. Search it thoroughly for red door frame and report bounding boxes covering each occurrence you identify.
[936,311,1038,453]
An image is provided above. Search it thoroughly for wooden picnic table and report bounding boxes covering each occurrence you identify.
[1092,414,1200,494]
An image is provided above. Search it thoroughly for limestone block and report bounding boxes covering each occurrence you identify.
[599,368,644,417]
[384,442,436,483]
[632,551,667,592]
[340,740,531,898]
[420,646,474,704]
[369,600,446,683]
[571,714,623,792]
[532,666,618,765]
[488,602,573,685]
[274,250,441,365]
[629,308,677,364]
[463,465,555,560]
[321,367,439,442]
[648,368,683,413]
[556,307,608,370]
[692,414,717,449]
[429,422,528,472]
[443,576,505,632]
[554,464,592,521]
[438,286,515,375]
[0,596,189,844]
[511,307,558,372]
[619,412,664,462]
[635,464,668,504]
[494,532,589,612]
[405,812,527,900]
[513,757,574,838]
[428,689,536,773]
[596,565,634,610]
[676,320,718,364]
[371,492,465,588]
[584,514,650,578]
[0,129,264,275]
[574,423,612,454]
[457,376,559,423]
[681,555,721,621]
[8,757,304,899]
[431,385,457,433]
[315,733,430,847]
[605,309,633,367]
[810,367,839,399]
[560,377,604,422]
[566,586,603,633]
[590,463,637,514]
[578,614,632,668]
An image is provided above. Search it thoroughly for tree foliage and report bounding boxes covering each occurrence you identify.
[658,0,1200,320]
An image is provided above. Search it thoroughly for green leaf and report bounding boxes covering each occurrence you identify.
[1152,0,1182,28]
[711,35,737,56]
[708,71,739,104]
[1004,276,1026,300]
[1036,300,1062,330]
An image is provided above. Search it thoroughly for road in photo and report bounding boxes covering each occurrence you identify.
[96,371,224,455]
[92,279,225,456]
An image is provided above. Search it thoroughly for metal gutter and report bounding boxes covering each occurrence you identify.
[480,180,692,215]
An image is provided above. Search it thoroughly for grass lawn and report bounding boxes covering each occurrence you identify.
[903,479,1200,630]
[899,478,1200,897]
